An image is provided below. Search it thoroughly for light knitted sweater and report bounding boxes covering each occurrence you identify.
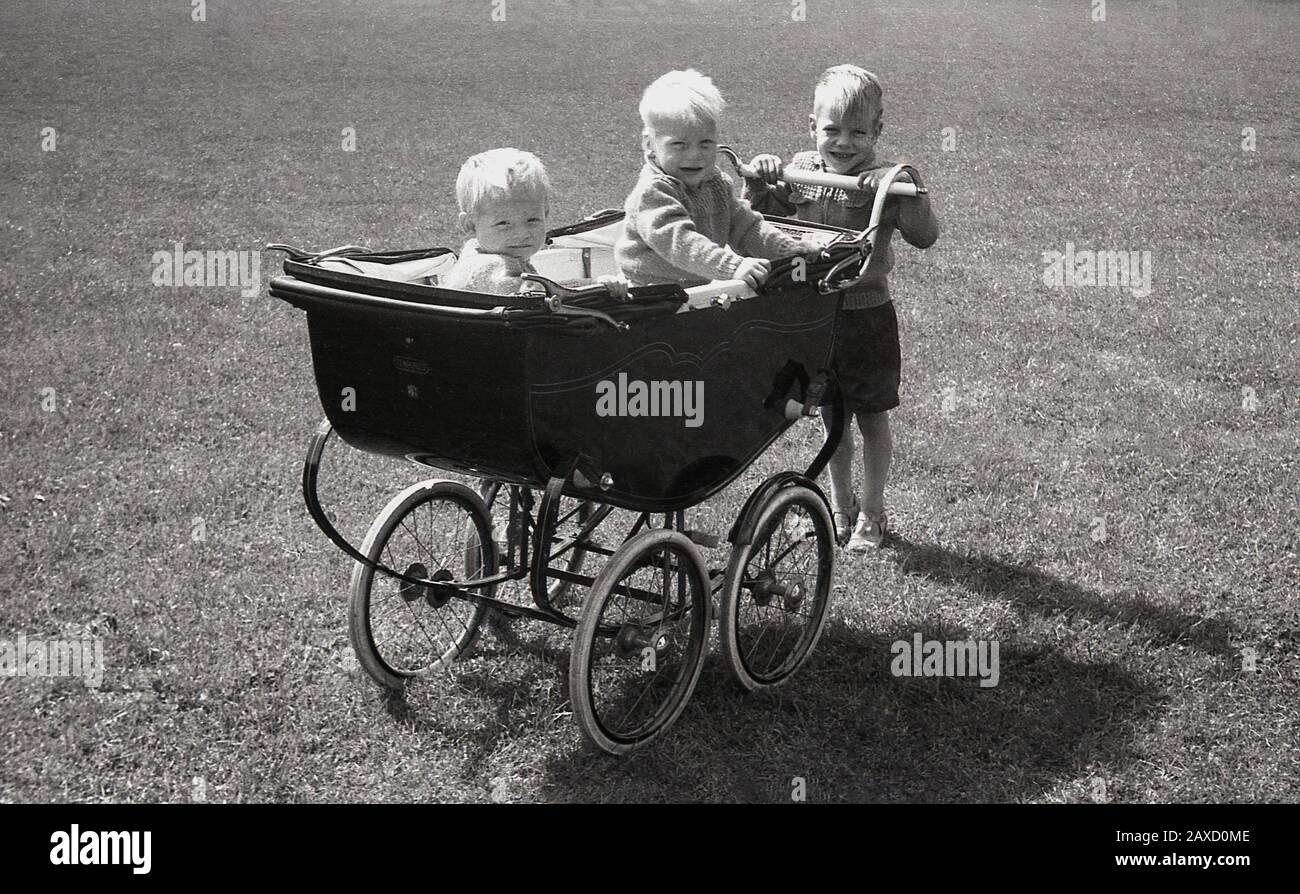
[439,239,541,295]
[744,150,940,309]
[616,161,804,287]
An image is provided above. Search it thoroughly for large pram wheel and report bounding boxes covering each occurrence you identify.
[719,484,834,691]
[348,480,495,690]
[569,529,711,754]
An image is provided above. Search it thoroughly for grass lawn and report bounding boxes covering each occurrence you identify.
[1,0,1296,802]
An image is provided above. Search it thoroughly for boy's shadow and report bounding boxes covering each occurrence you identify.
[885,534,1240,660]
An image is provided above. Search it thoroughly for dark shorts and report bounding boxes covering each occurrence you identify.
[824,302,901,415]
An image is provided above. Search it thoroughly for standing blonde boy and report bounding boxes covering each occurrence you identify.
[616,69,804,289]
[745,65,939,550]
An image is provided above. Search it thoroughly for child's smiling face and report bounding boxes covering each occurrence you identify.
[809,102,882,175]
[645,119,718,187]
[460,195,548,262]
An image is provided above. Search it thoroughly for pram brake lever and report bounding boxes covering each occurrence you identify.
[519,273,629,331]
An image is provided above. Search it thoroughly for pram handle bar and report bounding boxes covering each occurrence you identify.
[678,278,756,310]
[520,271,619,304]
[716,147,926,292]
[718,146,926,196]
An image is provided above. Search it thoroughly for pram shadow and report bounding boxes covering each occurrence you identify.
[537,621,1161,802]
[378,627,578,767]
[385,537,1232,801]
[535,538,1225,802]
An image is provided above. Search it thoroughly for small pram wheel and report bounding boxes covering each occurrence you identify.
[348,480,495,690]
[569,529,710,755]
[719,484,834,691]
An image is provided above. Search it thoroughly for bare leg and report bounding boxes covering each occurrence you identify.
[857,411,892,518]
[820,404,857,514]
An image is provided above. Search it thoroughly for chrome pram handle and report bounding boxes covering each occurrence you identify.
[717,148,927,296]
[816,164,920,294]
[718,146,927,197]
[819,246,876,295]
[265,243,374,264]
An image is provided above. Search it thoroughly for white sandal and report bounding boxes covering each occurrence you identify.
[832,498,860,545]
[847,510,888,552]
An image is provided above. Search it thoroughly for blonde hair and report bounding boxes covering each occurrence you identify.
[638,68,726,134]
[813,64,883,124]
[455,148,552,216]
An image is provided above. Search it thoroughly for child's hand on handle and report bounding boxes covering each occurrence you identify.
[735,257,771,291]
[857,167,917,193]
[597,273,630,299]
[747,154,784,185]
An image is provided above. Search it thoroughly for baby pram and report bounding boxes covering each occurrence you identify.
[269,161,922,753]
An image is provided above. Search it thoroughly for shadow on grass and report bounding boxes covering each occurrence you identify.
[374,619,1159,802]
[534,540,1200,801]
[886,534,1240,660]
[378,541,1209,801]
[378,626,576,768]
[529,617,1162,802]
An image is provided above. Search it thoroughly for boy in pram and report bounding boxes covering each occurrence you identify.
[443,147,627,297]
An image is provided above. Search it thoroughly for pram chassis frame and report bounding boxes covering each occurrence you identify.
[301,372,843,630]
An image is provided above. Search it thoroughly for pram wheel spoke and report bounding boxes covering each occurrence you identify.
[720,484,834,691]
[348,480,495,690]
[569,529,710,755]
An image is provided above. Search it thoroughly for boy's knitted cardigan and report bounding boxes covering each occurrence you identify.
[616,160,804,287]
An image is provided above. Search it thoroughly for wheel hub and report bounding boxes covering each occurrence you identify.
[748,571,805,610]
[615,623,670,659]
[399,563,454,608]
[399,563,429,603]
[746,569,779,606]
[426,567,454,608]
[783,579,806,611]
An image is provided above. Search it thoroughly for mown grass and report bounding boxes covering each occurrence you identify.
[1,0,1296,802]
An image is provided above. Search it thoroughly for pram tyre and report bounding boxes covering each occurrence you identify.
[719,484,834,691]
[348,479,495,690]
[569,529,710,754]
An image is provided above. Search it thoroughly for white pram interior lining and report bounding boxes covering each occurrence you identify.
[315,214,841,311]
